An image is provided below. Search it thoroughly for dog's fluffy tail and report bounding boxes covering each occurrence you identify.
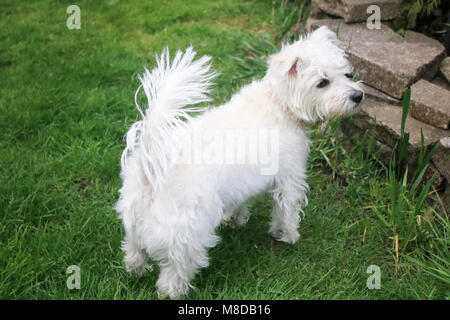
[121,46,217,191]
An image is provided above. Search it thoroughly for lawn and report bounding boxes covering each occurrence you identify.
[0,0,448,299]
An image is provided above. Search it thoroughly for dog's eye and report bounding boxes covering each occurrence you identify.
[345,73,353,79]
[317,79,329,88]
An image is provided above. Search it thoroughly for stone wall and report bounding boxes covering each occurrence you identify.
[308,0,450,211]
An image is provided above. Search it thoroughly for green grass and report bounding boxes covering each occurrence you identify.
[0,0,448,299]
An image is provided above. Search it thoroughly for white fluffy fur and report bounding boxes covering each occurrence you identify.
[115,26,363,299]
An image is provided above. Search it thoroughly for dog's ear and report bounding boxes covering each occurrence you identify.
[288,57,299,77]
[268,49,300,78]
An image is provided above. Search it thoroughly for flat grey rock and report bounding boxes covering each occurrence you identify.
[307,18,446,98]
[410,79,450,129]
[432,137,450,182]
[431,75,450,91]
[351,41,445,98]
[360,83,401,105]
[404,30,444,48]
[307,18,403,44]
[312,0,400,23]
[351,98,449,150]
[441,57,450,84]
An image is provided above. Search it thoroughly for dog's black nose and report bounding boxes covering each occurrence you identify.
[351,90,363,104]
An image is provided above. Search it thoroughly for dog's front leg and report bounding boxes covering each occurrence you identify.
[269,178,308,244]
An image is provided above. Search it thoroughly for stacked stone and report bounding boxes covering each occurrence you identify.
[308,0,450,211]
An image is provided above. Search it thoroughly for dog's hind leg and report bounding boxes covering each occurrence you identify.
[122,235,152,276]
[155,238,215,299]
[116,180,152,276]
[120,205,152,276]
[153,210,220,299]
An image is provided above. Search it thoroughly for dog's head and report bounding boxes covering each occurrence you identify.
[265,26,363,123]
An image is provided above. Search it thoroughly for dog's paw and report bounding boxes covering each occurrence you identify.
[126,262,153,277]
[156,273,193,300]
[124,252,152,276]
[270,228,300,244]
[278,231,300,244]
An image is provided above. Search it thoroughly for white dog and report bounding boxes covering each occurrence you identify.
[115,26,363,299]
